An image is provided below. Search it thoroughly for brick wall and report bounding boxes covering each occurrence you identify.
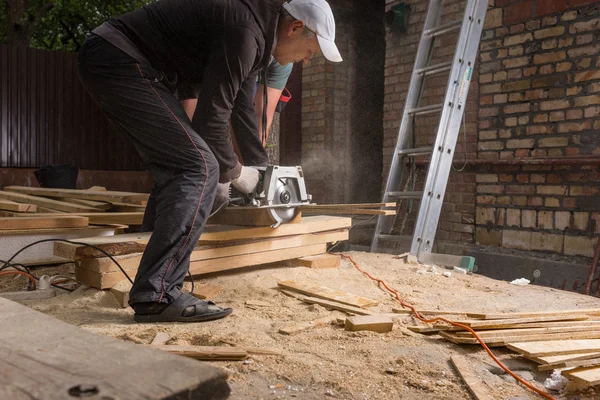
[383,0,600,257]
[475,0,600,257]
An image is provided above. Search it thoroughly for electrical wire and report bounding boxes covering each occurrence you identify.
[0,271,37,290]
[338,253,557,400]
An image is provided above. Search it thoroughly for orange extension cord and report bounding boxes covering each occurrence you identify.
[0,271,37,290]
[339,254,557,400]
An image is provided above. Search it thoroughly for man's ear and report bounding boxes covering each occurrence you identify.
[287,20,306,37]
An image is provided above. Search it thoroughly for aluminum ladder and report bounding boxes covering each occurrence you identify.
[371,0,488,264]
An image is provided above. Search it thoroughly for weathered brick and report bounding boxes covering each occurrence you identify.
[556,62,572,72]
[541,39,557,50]
[509,46,524,56]
[476,227,503,246]
[480,107,499,117]
[575,95,600,108]
[507,138,535,149]
[542,15,558,26]
[530,232,563,252]
[493,71,507,81]
[477,185,505,194]
[484,8,503,29]
[477,195,496,205]
[585,107,600,118]
[509,93,525,103]
[531,174,545,183]
[504,103,531,114]
[555,211,571,230]
[537,185,568,195]
[559,37,574,48]
[476,174,499,183]
[521,210,536,228]
[502,174,517,182]
[570,186,600,196]
[506,209,521,227]
[481,83,502,94]
[539,137,568,147]
[535,26,566,41]
[574,212,589,231]
[568,46,599,59]
[540,64,555,75]
[496,196,511,205]
[558,121,591,133]
[480,73,493,83]
[503,57,530,68]
[564,235,596,257]
[534,51,566,65]
[589,83,600,93]
[502,80,531,92]
[507,185,535,195]
[502,230,531,250]
[592,213,600,234]
[476,206,496,224]
[540,99,570,111]
[538,211,553,229]
[577,58,592,69]
[527,125,550,134]
[508,69,524,79]
[561,10,577,22]
[505,117,517,126]
[518,115,530,125]
[523,67,538,76]
[567,86,582,96]
[479,130,498,140]
[478,141,504,151]
[526,20,541,30]
[545,198,560,207]
[549,111,565,122]
[570,19,600,34]
[533,76,564,88]
[494,94,508,104]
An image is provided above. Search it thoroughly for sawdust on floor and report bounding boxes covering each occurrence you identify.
[7,251,600,400]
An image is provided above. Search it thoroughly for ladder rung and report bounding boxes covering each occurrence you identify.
[416,61,453,77]
[398,147,433,157]
[387,191,423,199]
[425,20,462,37]
[408,103,444,116]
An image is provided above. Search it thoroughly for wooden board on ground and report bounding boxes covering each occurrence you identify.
[441,330,600,346]
[14,212,144,225]
[0,216,88,230]
[192,284,222,300]
[563,366,600,391]
[279,316,334,335]
[76,244,328,289]
[4,186,149,205]
[0,199,37,213]
[507,340,600,357]
[526,352,600,365]
[539,357,600,371]
[280,289,374,316]
[152,345,247,361]
[278,280,378,308]
[151,332,170,346]
[78,230,348,273]
[453,325,600,338]
[288,253,341,269]
[467,309,600,320]
[454,315,589,329]
[392,307,468,316]
[209,207,301,226]
[0,191,101,213]
[435,320,600,332]
[54,216,352,260]
[450,355,495,400]
[0,296,229,399]
[345,315,393,333]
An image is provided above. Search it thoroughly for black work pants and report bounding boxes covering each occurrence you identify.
[78,35,218,305]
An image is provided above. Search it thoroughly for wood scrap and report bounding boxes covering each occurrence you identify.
[279,289,374,315]
[13,212,144,225]
[525,352,600,365]
[192,284,222,300]
[467,308,600,320]
[453,315,589,329]
[54,216,352,261]
[151,333,170,346]
[0,199,37,213]
[298,202,396,209]
[245,300,271,307]
[392,307,468,316]
[278,280,378,308]
[209,207,302,226]
[151,345,247,361]
[450,355,495,400]
[300,207,396,216]
[507,340,600,357]
[452,325,600,338]
[55,197,113,210]
[279,316,335,335]
[4,186,149,204]
[0,216,88,230]
[109,202,146,212]
[109,281,132,308]
[441,330,600,346]
[345,315,394,333]
[288,253,341,269]
[563,366,600,391]
[0,191,101,213]
[539,357,600,371]
[434,320,600,332]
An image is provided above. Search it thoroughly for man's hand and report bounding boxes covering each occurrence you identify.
[231,166,260,193]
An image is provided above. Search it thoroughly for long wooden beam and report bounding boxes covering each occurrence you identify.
[4,186,149,205]
[0,191,101,213]
[0,216,88,230]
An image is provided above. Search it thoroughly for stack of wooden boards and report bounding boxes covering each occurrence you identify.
[406,308,600,391]
[53,215,351,289]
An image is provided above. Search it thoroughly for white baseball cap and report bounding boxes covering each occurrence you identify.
[282,0,343,63]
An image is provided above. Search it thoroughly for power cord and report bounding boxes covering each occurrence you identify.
[0,238,195,294]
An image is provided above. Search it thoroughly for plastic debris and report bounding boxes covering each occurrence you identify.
[443,272,452,277]
[510,278,531,286]
[453,266,468,274]
[543,370,568,391]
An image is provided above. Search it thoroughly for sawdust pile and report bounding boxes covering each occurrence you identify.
[19,252,600,399]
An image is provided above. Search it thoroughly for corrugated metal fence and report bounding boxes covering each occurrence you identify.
[0,44,143,170]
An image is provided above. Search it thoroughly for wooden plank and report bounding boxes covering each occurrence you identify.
[280,289,375,315]
[78,230,348,273]
[301,208,396,216]
[392,307,468,316]
[456,315,589,329]
[442,331,600,346]
[279,316,335,335]
[15,212,144,225]
[563,366,600,388]
[109,282,131,308]
[288,253,341,269]
[209,207,301,226]
[298,202,396,209]
[75,244,328,289]
[55,197,113,210]
[151,333,170,346]
[436,320,600,332]
[36,206,66,213]
[0,199,37,213]
[109,202,146,212]
[192,284,222,300]
[0,216,88,230]
[539,357,600,371]
[54,216,352,260]
[278,280,378,308]
[0,297,229,400]
[453,325,600,338]
[4,186,149,204]
[507,340,600,357]
[526,352,600,365]
[450,355,495,400]
[152,345,247,361]
[0,224,125,237]
[345,315,394,333]
[467,309,600,320]
[0,191,101,213]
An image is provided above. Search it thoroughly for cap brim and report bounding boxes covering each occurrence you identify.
[317,35,343,62]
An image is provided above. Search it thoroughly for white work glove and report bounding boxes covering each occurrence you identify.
[211,182,230,215]
[231,166,260,193]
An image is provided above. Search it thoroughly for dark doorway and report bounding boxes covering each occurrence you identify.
[279,63,303,166]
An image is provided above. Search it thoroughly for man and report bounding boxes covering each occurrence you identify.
[78,0,342,323]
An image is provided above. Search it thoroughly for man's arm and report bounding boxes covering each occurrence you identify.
[181,98,198,121]
[191,27,259,182]
[254,85,284,144]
